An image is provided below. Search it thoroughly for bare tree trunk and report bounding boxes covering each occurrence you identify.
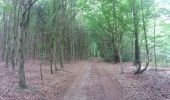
[118,45,123,74]
[15,6,21,66]
[40,60,43,80]
[19,0,37,88]
[6,10,12,68]
[40,33,44,80]
[54,38,57,71]
[19,28,26,88]
[53,0,58,71]
[50,39,53,74]
[131,0,141,74]
[2,9,12,68]
[114,47,120,63]
[11,0,18,71]
[58,0,65,68]
[139,0,150,73]
[153,19,157,71]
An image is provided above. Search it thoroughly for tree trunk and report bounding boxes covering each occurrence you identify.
[132,0,141,74]
[18,0,37,88]
[19,29,26,88]
[40,34,44,80]
[50,36,54,74]
[139,0,150,73]
[153,19,157,71]
[11,0,18,71]
[114,47,120,63]
[58,0,64,68]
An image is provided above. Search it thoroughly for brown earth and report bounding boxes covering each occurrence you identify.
[63,60,122,100]
[0,59,170,100]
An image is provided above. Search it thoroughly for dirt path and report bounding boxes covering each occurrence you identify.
[63,61,122,100]
[0,60,170,100]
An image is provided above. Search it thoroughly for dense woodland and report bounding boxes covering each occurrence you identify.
[0,0,170,99]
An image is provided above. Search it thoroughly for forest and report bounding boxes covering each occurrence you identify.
[0,0,170,100]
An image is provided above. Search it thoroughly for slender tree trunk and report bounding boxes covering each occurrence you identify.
[19,26,27,88]
[40,33,44,80]
[53,0,58,71]
[15,6,21,66]
[118,44,123,74]
[58,0,64,68]
[6,11,12,68]
[153,19,157,71]
[18,0,37,88]
[139,0,149,73]
[5,31,10,68]
[50,36,54,74]
[54,39,57,71]
[40,60,43,80]
[3,11,11,68]
[11,0,18,71]
[132,0,141,74]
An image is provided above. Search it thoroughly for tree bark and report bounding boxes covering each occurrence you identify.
[153,19,157,71]
[131,0,141,74]
[19,0,37,88]
[139,0,150,73]
[11,0,18,71]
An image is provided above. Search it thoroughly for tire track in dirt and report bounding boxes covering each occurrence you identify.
[62,60,122,100]
[96,62,122,100]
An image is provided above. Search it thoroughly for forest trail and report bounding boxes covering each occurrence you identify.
[0,60,170,100]
[63,60,122,100]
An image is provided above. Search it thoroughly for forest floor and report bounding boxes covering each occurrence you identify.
[0,59,170,100]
